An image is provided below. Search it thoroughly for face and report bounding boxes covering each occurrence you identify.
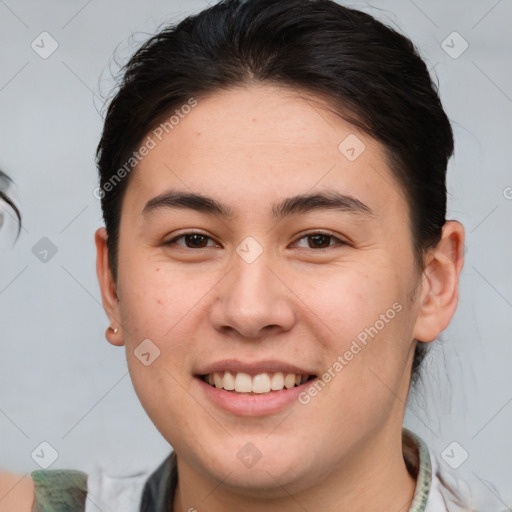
[96,84,456,497]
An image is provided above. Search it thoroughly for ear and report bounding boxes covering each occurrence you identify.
[412,221,465,343]
[95,227,124,346]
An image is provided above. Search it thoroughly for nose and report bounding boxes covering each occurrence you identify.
[209,248,296,340]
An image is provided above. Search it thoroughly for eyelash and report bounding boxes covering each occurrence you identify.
[164,231,347,250]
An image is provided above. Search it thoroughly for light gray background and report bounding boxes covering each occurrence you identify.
[0,0,511,504]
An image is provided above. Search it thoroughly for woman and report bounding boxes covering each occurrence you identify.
[0,0,505,510]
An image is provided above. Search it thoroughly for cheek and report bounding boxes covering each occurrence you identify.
[126,354,204,448]
[117,257,201,342]
[296,261,414,397]
[118,266,204,426]
[291,259,397,342]
[115,263,200,399]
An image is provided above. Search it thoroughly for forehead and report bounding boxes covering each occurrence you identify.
[125,84,406,220]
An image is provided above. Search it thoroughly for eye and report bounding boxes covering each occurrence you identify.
[164,232,219,249]
[164,231,347,250]
[293,232,347,250]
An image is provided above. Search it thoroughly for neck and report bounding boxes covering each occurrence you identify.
[173,426,417,512]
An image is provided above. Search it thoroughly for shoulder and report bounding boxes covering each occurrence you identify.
[422,439,508,512]
[0,471,35,512]
[30,468,88,512]
[1,468,89,512]
[403,429,498,512]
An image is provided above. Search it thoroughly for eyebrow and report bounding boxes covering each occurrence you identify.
[141,189,373,220]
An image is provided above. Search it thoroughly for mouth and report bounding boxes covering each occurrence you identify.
[194,360,320,415]
[199,371,317,394]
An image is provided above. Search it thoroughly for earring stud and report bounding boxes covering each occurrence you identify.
[108,326,119,335]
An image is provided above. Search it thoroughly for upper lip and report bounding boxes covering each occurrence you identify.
[196,359,316,377]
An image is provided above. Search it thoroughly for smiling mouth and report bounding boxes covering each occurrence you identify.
[200,371,317,394]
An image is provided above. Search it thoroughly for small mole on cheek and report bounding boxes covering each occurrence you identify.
[156,298,163,305]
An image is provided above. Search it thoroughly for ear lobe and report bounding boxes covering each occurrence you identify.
[95,227,124,346]
[412,221,465,343]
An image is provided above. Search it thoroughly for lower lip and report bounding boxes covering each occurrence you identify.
[195,377,315,416]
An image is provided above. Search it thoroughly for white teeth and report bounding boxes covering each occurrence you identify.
[271,372,284,390]
[252,373,271,394]
[223,371,235,391]
[234,372,252,393]
[284,374,295,389]
[205,371,312,393]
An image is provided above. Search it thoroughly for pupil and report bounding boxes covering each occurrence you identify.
[187,234,207,248]
[310,234,329,248]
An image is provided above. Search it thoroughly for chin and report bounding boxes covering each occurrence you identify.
[192,437,316,497]
[209,461,311,499]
